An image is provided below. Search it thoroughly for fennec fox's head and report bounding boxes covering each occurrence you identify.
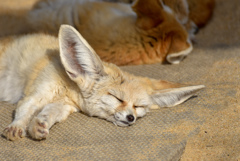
[132,0,193,64]
[59,25,204,126]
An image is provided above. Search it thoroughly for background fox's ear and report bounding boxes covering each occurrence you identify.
[132,0,166,30]
[150,85,205,108]
[162,0,189,25]
[59,25,106,80]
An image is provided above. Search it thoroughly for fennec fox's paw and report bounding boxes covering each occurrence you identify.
[3,123,26,141]
[28,117,49,140]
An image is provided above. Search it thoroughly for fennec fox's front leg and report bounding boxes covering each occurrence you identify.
[28,103,77,140]
[3,95,49,141]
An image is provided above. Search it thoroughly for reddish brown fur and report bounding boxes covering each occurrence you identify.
[132,0,165,30]
[188,0,215,27]
[116,101,127,111]
[128,0,191,64]
[162,0,215,28]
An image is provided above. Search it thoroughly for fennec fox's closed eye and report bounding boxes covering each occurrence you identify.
[1,25,204,141]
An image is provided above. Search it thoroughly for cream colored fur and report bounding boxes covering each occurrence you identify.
[1,25,204,141]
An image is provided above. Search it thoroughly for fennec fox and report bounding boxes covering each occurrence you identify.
[0,0,214,65]
[27,0,214,65]
[1,25,204,141]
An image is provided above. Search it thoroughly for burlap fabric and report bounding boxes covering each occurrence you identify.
[0,0,239,160]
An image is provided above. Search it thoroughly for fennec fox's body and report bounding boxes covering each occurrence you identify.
[27,0,214,65]
[2,25,204,141]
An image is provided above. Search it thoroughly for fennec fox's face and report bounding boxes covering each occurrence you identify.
[80,77,153,126]
[3,25,204,141]
[59,25,204,126]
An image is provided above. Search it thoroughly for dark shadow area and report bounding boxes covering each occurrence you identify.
[0,8,34,37]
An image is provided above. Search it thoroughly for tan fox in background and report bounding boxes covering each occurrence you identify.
[24,0,214,65]
[1,25,204,141]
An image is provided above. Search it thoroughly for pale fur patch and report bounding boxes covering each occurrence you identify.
[166,39,193,64]
[159,0,174,14]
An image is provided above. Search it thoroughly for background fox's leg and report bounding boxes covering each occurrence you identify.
[28,103,77,140]
[3,96,45,141]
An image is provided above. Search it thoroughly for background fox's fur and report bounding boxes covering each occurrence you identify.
[106,0,215,28]
[0,0,214,66]
[1,25,204,141]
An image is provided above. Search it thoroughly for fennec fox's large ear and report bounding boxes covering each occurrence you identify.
[59,25,106,81]
[132,0,166,30]
[150,85,205,108]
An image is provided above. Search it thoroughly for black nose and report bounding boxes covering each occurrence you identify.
[127,115,135,122]
[193,26,199,34]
